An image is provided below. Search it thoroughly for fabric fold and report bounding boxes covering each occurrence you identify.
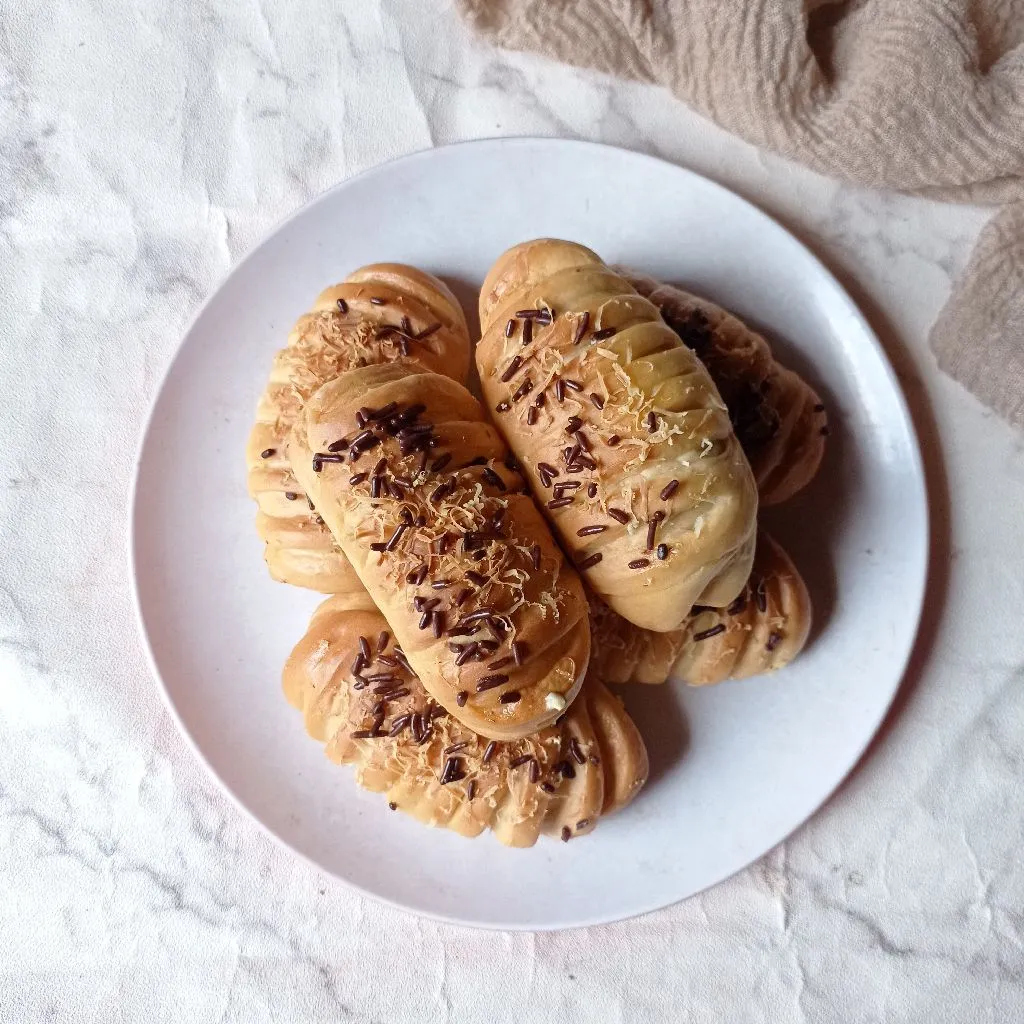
[457,0,1024,425]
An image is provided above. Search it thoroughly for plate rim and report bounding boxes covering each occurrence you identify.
[129,136,929,931]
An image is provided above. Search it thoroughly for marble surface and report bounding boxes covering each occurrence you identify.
[2,2,1022,1021]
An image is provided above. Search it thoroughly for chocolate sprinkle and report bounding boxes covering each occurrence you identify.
[501,356,523,382]
[547,497,573,509]
[628,558,650,569]
[455,644,478,667]
[284,491,298,500]
[522,319,533,346]
[656,543,669,560]
[607,507,630,524]
[476,674,509,691]
[645,511,664,552]
[511,641,528,665]
[590,393,605,410]
[578,552,603,570]
[646,411,658,432]
[349,472,368,485]
[260,448,275,459]
[577,524,606,537]
[482,741,498,764]
[587,483,598,498]
[527,406,538,425]
[591,326,617,341]
[560,826,571,842]
[440,756,463,785]
[369,296,385,305]
[528,758,539,783]
[389,715,411,736]
[467,780,477,800]
[572,310,590,344]
[660,479,679,500]
[385,523,408,551]
[511,377,533,402]
[766,631,783,652]
[505,318,516,338]
[498,690,521,704]
[531,544,542,570]
[694,624,727,642]
[482,466,507,491]
[606,434,621,446]
[336,298,348,314]
[569,738,585,765]
[510,754,532,769]
[415,322,441,341]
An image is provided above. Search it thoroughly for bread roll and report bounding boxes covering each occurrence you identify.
[622,271,827,505]
[287,362,591,740]
[476,239,758,633]
[589,532,811,686]
[247,264,470,592]
[284,594,647,846]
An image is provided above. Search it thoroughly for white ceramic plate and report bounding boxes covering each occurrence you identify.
[131,139,927,930]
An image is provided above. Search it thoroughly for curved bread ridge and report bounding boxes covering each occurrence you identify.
[284,595,648,846]
[589,531,811,686]
[247,264,470,592]
[476,239,759,633]
[622,271,827,505]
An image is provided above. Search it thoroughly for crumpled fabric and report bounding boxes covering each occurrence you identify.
[456,0,1024,426]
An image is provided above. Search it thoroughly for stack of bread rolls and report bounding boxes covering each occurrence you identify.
[247,241,825,847]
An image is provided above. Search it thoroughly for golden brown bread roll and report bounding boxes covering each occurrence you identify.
[476,239,759,633]
[247,264,471,592]
[286,362,592,740]
[621,271,827,505]
[284,594,648,846]
[589,532,811,686]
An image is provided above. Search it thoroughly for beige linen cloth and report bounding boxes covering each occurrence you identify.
[457,0,1024,426]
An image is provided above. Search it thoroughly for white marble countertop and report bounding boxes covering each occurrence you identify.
[3,2,1023,1021]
